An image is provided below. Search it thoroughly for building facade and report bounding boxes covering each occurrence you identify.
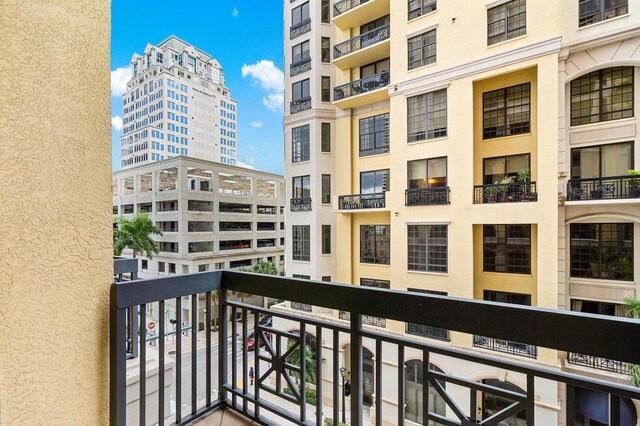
[120,36,238,169]
[113,157,285,275]
[282,0,640,424]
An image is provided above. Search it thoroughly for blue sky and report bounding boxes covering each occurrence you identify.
[110,0,285,174]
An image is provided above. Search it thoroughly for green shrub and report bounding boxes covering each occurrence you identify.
[324,418,348,426]
[283,386,317,405]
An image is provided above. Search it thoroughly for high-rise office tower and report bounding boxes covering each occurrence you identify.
[120,36,238,169]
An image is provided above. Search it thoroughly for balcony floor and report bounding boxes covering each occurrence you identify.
[192,408,254,425]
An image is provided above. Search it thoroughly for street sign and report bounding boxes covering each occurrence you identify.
[147,321,156,330]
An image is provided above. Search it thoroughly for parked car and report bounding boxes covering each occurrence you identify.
[258,314,272,328]
[246,330,271,351]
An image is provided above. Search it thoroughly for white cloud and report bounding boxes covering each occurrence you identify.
[249,145,256,152]
[232,7,239,17]
[262,93,284,113]
[249,158,255,164]
[111,116,123,132]
[241,60,284,93]
[110,67,131,97]
[237,160,255,169]
[250,121,263,128]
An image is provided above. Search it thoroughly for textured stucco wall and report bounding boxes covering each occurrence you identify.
[0,1,112,424]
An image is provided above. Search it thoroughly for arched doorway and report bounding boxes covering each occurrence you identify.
[343,345,375,406]
[405,360,446,425]
[480,379,527,426]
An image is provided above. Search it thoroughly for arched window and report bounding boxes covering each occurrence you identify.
[405,360,446,424]
[570,67,633,126]
[481,379,526,425]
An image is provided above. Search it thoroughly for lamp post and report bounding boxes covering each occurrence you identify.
[339,366,347,424]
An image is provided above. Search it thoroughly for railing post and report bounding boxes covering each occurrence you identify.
[218,289,228,403]
[350,313,363,426]
[110,285,127,426]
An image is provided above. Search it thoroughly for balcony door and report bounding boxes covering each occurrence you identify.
[360,58,389,79]
[361,169,389,194]
[408,157,447,189]
[570,142,633,179]
[483,153,530,185]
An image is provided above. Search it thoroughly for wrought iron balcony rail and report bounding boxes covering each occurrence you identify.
[474,181,538,204]
[290,18,311,40]
[290,58,311,77]
[334,0,370,17]
[290,197,312,212]
[405,187,450,206]
[338,192,385,210]
[473,335,537,359]
[111,271,640,426]
[568,352,631,375]
[334,71,390,101]
[290,97,312,114]
[406,322,449,342]
[334,25,390,59]
[339,310,386,328]
[567,175,640,201]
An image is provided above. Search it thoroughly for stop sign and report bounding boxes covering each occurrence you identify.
[147,321,156,330]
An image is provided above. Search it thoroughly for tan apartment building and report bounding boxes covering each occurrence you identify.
[282,0,640,424]
[113,156,285,276]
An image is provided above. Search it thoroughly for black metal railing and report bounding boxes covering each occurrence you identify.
[290,58,311,77]
[334,0,370,17]
[568,353,631,374]
[290,18,311,39]
[406,323,449,342]
[290,197,312,212]
[474,181,538,204]
[111,272,640,426]
[405,187,450,206]
[334,25,390,59]
[474,335,538,359]
[114,257,139,359]
[334,71,390,101]
[338,192,385,210]
[567,175,640,201]
[339,310,386,328]
[290,97,312,114]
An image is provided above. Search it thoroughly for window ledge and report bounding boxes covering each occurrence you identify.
[577,13,629,31]
[359,262,391,267]
[487,34,528,49]
[408,61,438,74]
[482,271,533,278]
[359,151,391,159]
[568,277,636,287]
[568,116,635,132]
[407,136,448,145]
[291,260,311,264]
[407,270,448,276]
[291,160,312,165]
[408,8,438,23]
[481,132,532,142]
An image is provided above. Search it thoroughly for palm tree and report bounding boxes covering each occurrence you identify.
[287,338,317,385]
[113,212,163,258]
[624,296,640,387]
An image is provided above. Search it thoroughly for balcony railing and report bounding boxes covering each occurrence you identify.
[568,353,631,374]
[334,71,390,101]
[290,197,312,211]
[474,181,538,204]
[290,58,311,77]
[111,271,640,426]
[567,175,640,201]
[474,335,538,359]
[405,187,450,206]
[290,97,311,114]
[334,24,390,59]
[339,310,386,328]
[290,18,311,39]
[338,192,385,210]
[334,0,369,16]
[406,322,449,342]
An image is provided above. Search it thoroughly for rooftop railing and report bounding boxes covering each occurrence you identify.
[334,24,390,59]
[567,175,640,201]
[111,271,640,426]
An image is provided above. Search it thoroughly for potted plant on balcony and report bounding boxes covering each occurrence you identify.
[627,169,640,198]
[499,177,514,203]
[485,182,499,203]
[517,169,531,201]
[624,296,640,387]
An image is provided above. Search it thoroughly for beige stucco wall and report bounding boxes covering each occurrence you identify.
[0,1,112,424]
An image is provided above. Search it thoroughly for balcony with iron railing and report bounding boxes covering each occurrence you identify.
[338,192,386,211]
[290,57,311,77]
[111,271,640,425]
[290,97,312,114]
[566,174,640,203]
[405,187,450,206]
[333,25,390,70]
[332,0,390,31]
[290,18,311,40]
[290,197,312,212]
[333,71,390,109]
[473,181,538,204]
